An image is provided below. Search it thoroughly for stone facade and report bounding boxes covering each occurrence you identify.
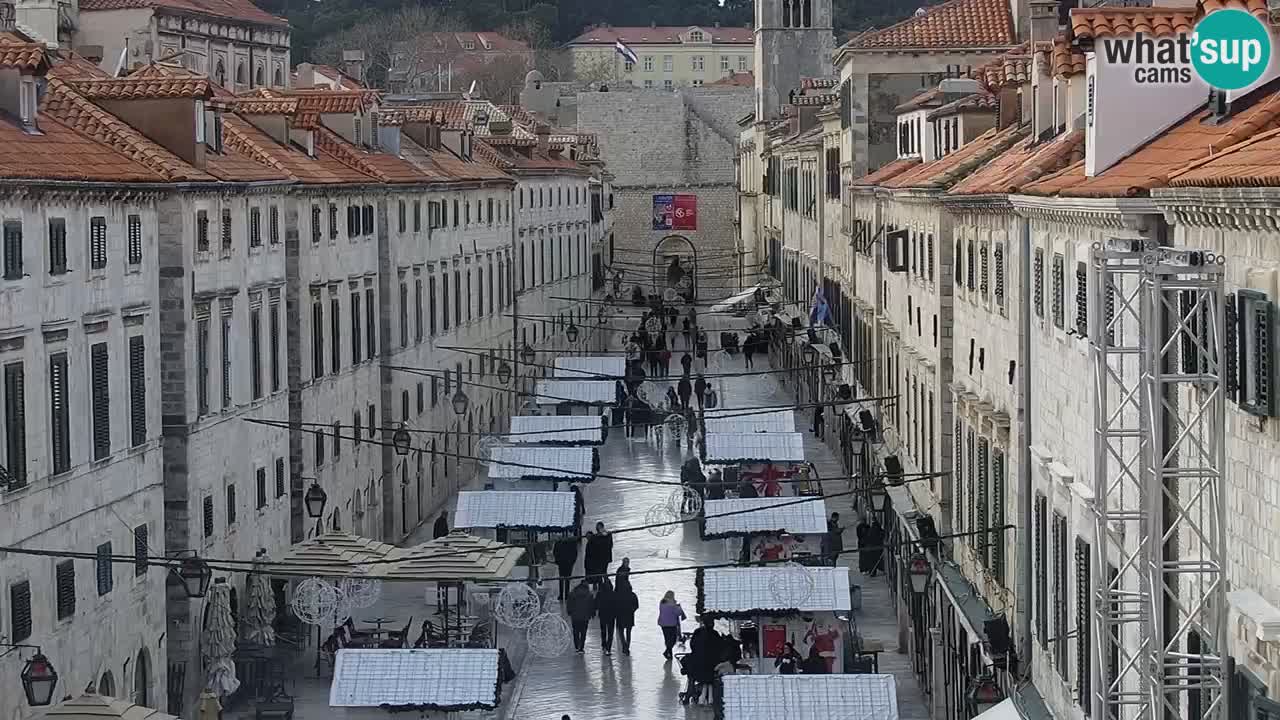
[753,0,834,122]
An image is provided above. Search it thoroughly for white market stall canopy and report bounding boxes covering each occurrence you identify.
[554,356,628,379]
[719,674,899,720]
[701,496,828,539]
[698,566,851,617]
[487,445,595,481]
[508,415,605,444]
[453,490,576,531]
[705,432,805,463]
[329,649,499,711]
[533,379,616,406]
[703,409,796,434]
[35,693,184,720]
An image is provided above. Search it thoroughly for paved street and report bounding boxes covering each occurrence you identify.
[233,352,929,720]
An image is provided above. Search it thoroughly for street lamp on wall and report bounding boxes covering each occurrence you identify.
[171,555,214,599]
[497,360,513,386]
[452,388,471,417]
[565,321,580,344]
[822,362,838,382]
[303,482,327,520]
[520,343,536,365]
[391,425,412,456]
[868,484,887,513]
[802,344,818,366]
[907,553,931,594]
[20,652,58,707]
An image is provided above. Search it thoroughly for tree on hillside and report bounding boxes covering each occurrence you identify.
[311,5,462,89]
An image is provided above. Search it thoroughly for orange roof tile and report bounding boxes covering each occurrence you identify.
[1023,86,1280,197]
[1070,0,1268,40]
[78,0,287,26]
[0,38,47,71]
[47,51,114,80]
[313,127,425,184]
[845,0,1016,50]
[927,92,997,119]
[402,138,513,182]
[248,88,380,114]
[1162,126,1280,187]
[224,97,300,114]
[223,116,368,185]
[1050,35,1085,78]
[852,157,921,187]
[41,78,213,182]
[894,87,945,114]
[70,76,211,100]
[949,129,1086,195]
[886,124,1027,189]
[974,43,1031,89]
[0,113,164,182]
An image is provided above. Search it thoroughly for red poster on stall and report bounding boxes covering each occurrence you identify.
[672,194,697,230]
[762,623,787,658]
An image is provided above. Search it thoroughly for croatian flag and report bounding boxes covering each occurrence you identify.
[614,40,640,65]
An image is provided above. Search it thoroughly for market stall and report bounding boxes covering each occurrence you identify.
[328,648,500,716]
[507,415,606,445]
[697,566,853,674]
[453,490,576,580]
[701,496,829,565]
[703,432,819,497]
[554,356,628,379]
[486,445,597,489]
[703,409,796,434]
[532,379,617,415]
[716,673,900,720]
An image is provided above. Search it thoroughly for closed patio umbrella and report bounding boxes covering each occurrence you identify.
[243,552,276,647]
[201,580,240,698]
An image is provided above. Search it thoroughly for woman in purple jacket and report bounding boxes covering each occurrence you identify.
[658,590,687,659]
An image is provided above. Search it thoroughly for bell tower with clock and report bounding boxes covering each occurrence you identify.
[754,0,835,121]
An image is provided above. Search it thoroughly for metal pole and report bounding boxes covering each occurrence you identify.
[510,187,519,416]
[1015,214,1033,667]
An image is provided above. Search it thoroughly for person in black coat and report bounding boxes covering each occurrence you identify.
[571,485,585,531]
[863,520,885,577]
[554,537,580,601]
[680,352,693,376]
[613,574,639,654]
[566,582,596,653]
[684,617,724,704]
[743,332,756,369]
[677,376,692,410]
[693,375,707,409]
[775,642,802,674]
[801,646,827,674]
[432,511,449,539]
[584,522,613,588]
[812,404,825,439]
[595,578,618,654]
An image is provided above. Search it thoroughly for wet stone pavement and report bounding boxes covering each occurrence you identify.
[236,352,930,720]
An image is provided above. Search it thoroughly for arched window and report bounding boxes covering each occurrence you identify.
[802,0,812,27]
[214,60,226,86]
[98,671,115,697]
[273,66,283,86]
[254,66,264,86]
[782,0,791,27]
[133,649,150,707]
[235,62,246,86]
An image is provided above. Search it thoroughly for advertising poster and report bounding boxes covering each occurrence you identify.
[652,194,674,230]
[652,194,698,230]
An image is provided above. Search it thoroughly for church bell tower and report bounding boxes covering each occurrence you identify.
[754,0,835,122]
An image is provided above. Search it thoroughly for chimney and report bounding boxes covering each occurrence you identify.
[13,0,58,46]
[341,49,366,86]
[295,62,317,89]
[996,85,1020,129]
[535,122,550,154]
[939,77,981,103]
[1029,0,1058,47]
[1029,0,1058,138]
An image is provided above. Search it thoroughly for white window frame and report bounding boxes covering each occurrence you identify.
[643,56,653,72]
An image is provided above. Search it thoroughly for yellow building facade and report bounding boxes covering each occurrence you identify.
[567,25,753,88]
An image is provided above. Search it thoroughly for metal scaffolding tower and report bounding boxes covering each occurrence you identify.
[1090,240,1228,720]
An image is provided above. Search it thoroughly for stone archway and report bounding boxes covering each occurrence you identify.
[651,234,698,303]
[133,648,150,707]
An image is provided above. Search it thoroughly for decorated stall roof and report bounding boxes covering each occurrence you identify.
[696,566,852,618]
[703,409,796,434]
[533,379,617,405]
[487,445,596,481]
[329,649,500,712]
[554,356,628,379]
[375,532,524,581]
[508,415,605,444]
[701,496,829,539]
[719,674,900,720]
[705,432,805,463]
[453,490,576,531]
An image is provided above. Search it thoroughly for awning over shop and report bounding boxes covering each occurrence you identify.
[696,566,852,618]
[701,496,828,539]
[554,356,627,379]
[487,445,595,481]
[508,415,605,445]
[719,674,899,720]
[703,409,796,434]
[453,490,576,531]
[705,432,805,463]
[533,379,617,406]
[329,648,500,711]
[709,286,763,314]
[374,532,524,581]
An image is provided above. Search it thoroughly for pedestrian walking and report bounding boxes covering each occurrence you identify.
[596,578,618,654]
[680,352,693,376]
[584,522,613,588]
[432,511,449,539]
[677,376,692,410]
[567,581,596,653]
[694,374,707,409]
[681,318,691,350]
[863,519,885,577]
[812,404,825,439]
[614,574,639,655]
[554,536,580,601]
[658,590,687,659]
[615,557,631,586]
[823,512,844,567]
[743,333,755,369]
[571,484,585,531]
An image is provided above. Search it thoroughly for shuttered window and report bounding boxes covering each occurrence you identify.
[1238,291,1276,417]
[991,450,1006,585]
[311,205,322,244]
[311,297,323,379]
[413,201,421,232]
[220,207,232,251]
[1052,253,1065,329]
[397,200,406,233]
[129,336,146,447]
[96,541,113,596]
[953,419,963,533]
[3,362,26,488]
[269,206,280,244]
[197,210,211,251]
[1035,493,1048,646]
[430,275,439,335]
[966,429,976,539]
[89,216,108,269]
[976,437,989,566]
[1076,261,1088,335]
[1053,511,1069,672]
[202,495,214,538]
[329,204,338,239]
[55,560,75,619]
[48,218,67,275]
[366,288,376,356]
[249,207,262,247]
[256,467,267,508]
[979,242,989,298]
[197,316,210,414]
[362,205,374,235]
[3,220,23,279]
[1225,292,1239,400]
[351,292,362,364]
[368,405,376,437]
[1076,537,1092,713]
[133,524,148,576]
[993,243,1005,306]
[127,214,142,265]
[220,308,232,408]
[275,458,286,498]
[314,429,324,467]
[332,422,341,459]
[347,205,358,238]
[90,342,110,459]
[453,269,461,327]
[269,302,281,392]
[10,581,31,641]
[417,382,424,414]
[399,282,409,347]
[226,484,237,526]
[330,296,341,371]
[1034,248,1044,318]
[250,306,262,400]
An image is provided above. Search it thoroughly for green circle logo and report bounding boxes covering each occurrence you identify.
[1192,9,1272,90]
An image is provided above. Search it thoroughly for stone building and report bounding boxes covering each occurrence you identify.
[753,0,834,123]
[387,32,533,95]
[566,25,752,89]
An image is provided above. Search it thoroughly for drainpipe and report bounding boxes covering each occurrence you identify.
[1015,212,1033,667]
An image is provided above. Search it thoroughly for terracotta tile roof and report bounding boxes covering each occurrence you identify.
[0,37,48,71]
[851,157,921,187]
[41,78,213,181]
[223,115,368,184]
[224,97,300,115]
[47,51,114,80]
[78,0,287,26]
[247,88,380,114]
[313,126,425,184]
[499,104,538,127]
[569,25,752,45]
[467,138,513,170]
[402,137,514,182]
[205,144,289,182]
[801,77,838,90]
[949,129,1086,194]
[417,100,535,138]
[974,43,1031,89]
[1024,87,1280,197]
[894,87,945,114]
[886,124,1027,189]
[307,64,364,90]
[1070,0,1268,40]
[69,76,212,99]
[0,113,165,183]
[1048,35,1085,77]
[710,71,754,87]
[398,107,445,124]
[927,92,997,119]
[844,0,1016,50]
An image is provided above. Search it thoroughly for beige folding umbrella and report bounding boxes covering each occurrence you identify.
[374,531,525,582]
[259,535,379,579]
[33,692,182,720]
